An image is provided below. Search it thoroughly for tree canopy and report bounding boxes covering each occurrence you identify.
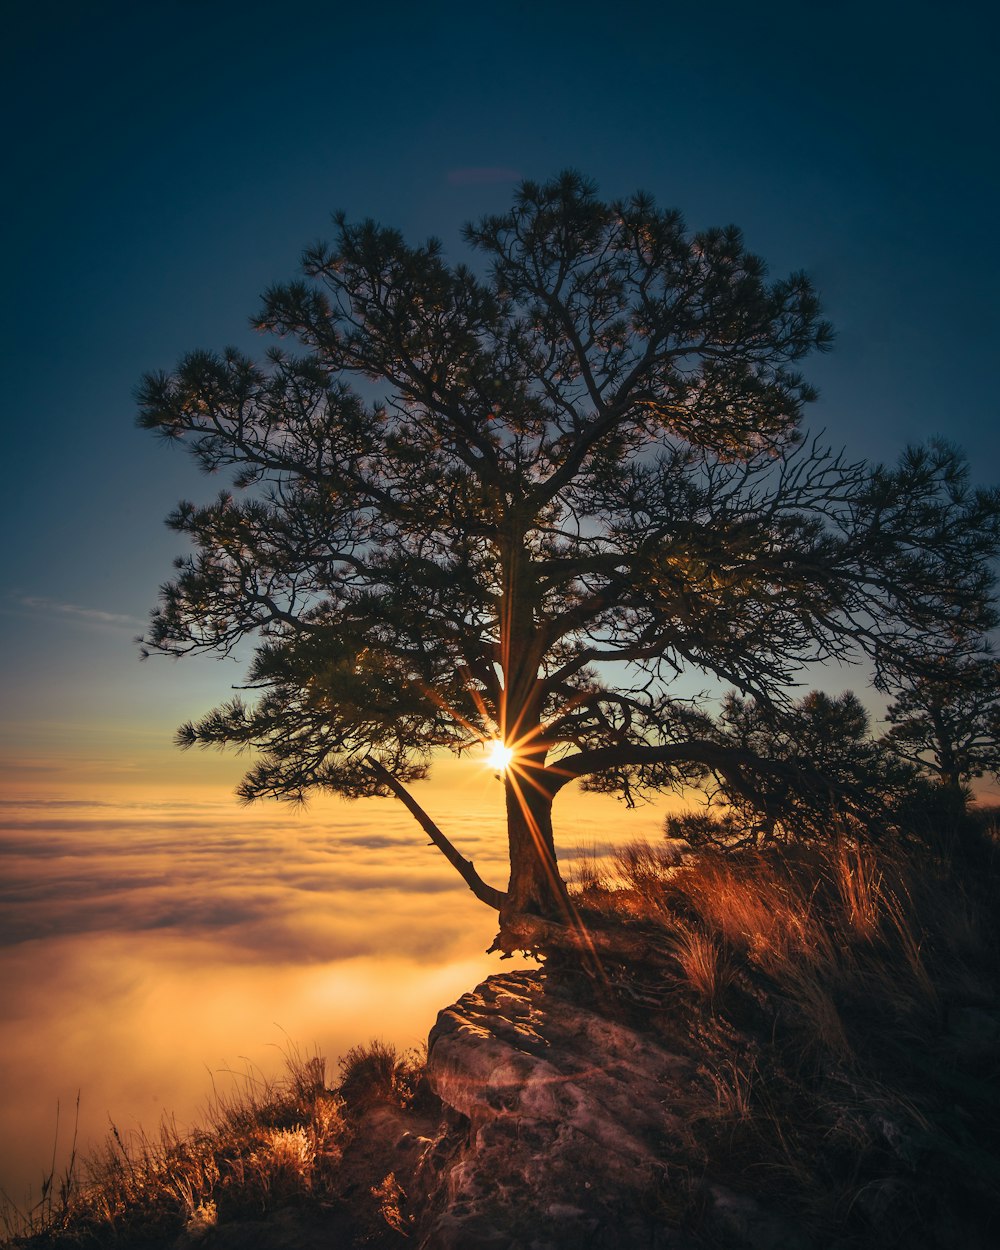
[138,172,1000,950]
[886,656,1000,797]
[702,690,918,845]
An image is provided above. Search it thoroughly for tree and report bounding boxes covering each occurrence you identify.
[138,172,1000,953]
[676,689,922,846]
[885,655,1000,800]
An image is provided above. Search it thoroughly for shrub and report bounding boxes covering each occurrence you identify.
[337,1040,425,1113]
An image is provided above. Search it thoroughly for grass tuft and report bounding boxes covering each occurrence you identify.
[337,1040,426,1113]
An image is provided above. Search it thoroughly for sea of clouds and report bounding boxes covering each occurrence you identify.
[0,786,664,1206]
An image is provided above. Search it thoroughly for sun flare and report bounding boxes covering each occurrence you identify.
[486,739,514,772]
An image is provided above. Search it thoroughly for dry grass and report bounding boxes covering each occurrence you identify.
[590,836,979,1023]
[569,831,1000,1246]
[21,1046,345,1243]
[338,1040,425,1112]
[666,922,736,1010]
[2,1040,429,1248]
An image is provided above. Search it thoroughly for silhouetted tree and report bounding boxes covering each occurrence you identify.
[138,172,1000,952]
[675,690,921,846]
[886,656,1000,801]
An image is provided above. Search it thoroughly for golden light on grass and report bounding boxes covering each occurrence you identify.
[485,739,514,772]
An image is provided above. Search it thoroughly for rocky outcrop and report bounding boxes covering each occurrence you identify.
[412,970,798,1250]
[166,967,999,1249]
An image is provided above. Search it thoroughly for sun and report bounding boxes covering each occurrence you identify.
[486,739,514,772]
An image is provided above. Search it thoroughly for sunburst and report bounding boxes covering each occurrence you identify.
[486,739,514,772]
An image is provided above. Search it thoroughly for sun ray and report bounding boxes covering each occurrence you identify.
[420,666,610,983]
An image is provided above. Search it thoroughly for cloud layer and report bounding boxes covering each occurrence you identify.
[0,789,665,1206]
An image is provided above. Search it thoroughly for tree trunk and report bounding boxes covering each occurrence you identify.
[494,532,573,946]
[497,745,574,955]
[503,779,563,912]
[494,764,656,966]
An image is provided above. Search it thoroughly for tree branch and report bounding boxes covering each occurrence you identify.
[546,738,829,798]
[364,757,506,910]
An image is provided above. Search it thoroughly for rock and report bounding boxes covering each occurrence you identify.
[414,970,700,1249]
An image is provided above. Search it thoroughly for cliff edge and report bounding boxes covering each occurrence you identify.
[412,968,799,1250]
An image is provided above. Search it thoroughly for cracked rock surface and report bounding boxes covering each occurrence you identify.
[414,970,701,1249]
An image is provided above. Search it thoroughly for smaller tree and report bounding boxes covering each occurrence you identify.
[670,690,919,846]
[885,655,1000,800]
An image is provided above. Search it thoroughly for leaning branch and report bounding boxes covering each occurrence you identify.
[364,757,506,911]
[546,739,832,799]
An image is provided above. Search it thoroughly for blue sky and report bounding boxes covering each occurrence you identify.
[3,0,998,764]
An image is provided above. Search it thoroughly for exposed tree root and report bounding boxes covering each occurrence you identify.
[490,909,667,965]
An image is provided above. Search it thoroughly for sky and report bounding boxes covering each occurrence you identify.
[1,0,998,1213]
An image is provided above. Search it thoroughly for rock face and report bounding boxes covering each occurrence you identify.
[414,970,700,1249]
